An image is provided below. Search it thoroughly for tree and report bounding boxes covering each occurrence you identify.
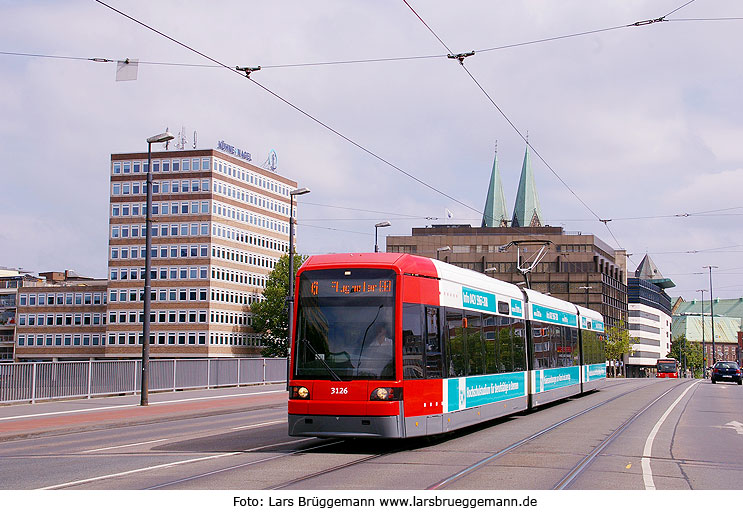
[250,253,307,357]
[605,320,637,377]
[668,335,704,378]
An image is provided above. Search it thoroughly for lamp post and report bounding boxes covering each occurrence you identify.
[696,288,707,378]
[374,221,391,253]
[141,131,174,406]
[704,265,718,366]
[578,285,593,309]
[436,246,451,261]
[287,188,310,388]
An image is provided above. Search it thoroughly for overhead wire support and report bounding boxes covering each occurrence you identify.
[236,65,261,78]
[447,51,475,64]
[93,0,482,217]
[629,17,667,27]
[400,0,629,256]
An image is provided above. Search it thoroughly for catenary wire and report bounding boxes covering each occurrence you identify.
[93,0,484,217]
[400,1,617,248]
[664,0,696,18]
[9,4,738,71]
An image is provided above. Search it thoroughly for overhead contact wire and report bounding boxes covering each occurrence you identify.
[94,0,482,215]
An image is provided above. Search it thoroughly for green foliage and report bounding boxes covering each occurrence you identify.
[605,320,638,376]
[250,253,307,358]
[669,334,704,377]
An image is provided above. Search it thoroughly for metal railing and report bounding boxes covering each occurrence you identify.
[0,357,287,404]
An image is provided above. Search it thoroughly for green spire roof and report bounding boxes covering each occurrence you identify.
[511,146,542,227]
[481,150,509,227]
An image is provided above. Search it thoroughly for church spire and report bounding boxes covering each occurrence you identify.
[511,145,543,227]
[482,144,509,227]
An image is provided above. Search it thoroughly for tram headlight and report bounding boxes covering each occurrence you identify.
[290,386,310,399]
[370,387,402,401]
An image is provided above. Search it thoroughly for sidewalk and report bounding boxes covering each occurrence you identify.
[0,384,287,441]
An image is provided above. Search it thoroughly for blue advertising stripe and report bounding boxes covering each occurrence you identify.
[510,299,523,318]
[580,316,605,332]
[586,363,606,381]
[540,366,580,391]
[444,372,526,413]
[531,304,577,327]
[461,286,497,313]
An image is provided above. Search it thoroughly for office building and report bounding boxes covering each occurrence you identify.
[14,271,108,360]
[625,255,674,377]
[106,147,297,358]
[387,146,628,328]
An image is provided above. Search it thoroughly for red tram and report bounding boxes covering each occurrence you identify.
[288,253,606,439]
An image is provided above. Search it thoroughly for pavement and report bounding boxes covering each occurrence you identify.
[0,384,288,441]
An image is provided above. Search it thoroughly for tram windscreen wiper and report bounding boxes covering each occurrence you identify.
[355,305,383,372]
[301,339,342,382]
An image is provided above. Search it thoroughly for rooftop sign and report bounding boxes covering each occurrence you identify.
[217,140,252,162]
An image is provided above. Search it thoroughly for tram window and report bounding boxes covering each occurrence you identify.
[484,320,498,374]
[425,307,443,379]
[466,311,485,376]
[531,322,550,369]
[562,327,579,367]
[445,308,467,377]
[511,321,526,371]
[402,303,424,379]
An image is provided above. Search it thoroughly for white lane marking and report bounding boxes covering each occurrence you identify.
[0,404,139,422]
[150,390,284,406]
[232,419,285,430]
[39,437,312,490]
[724,421,743,435]
[0,389,285,422]
[81,438,169,454]
[641,381,700,490]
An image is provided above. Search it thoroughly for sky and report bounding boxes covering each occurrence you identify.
[1,0,742,301]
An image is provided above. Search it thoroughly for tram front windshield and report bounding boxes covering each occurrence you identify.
[657,361,677,373]
[294,268,396,381]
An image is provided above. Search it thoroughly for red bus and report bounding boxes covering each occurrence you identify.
[656,358,678,378]
[287,253,607,439]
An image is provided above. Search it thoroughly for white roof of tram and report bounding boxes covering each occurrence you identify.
[432,259,524,299]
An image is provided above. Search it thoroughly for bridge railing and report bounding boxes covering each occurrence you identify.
[0,357,287,404]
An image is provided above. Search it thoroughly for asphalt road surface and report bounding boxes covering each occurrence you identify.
[0,378,741,491]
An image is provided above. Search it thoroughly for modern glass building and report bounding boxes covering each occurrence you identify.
[626,255,674,377]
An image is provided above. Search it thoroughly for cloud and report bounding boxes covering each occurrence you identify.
[2,0,743,298]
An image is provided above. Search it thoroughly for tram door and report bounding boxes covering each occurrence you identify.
[424,307,443,378]
[424,306,444,434]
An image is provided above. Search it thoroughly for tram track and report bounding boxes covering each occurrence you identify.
[39,379,697,490]
[149,380,647,490]
[427,378,696,490]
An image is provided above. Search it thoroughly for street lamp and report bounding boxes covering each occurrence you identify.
[696,288,707,378]
[141,131,174,407]
[374,221,391,253]
[287,188,310,388]
[578,285,593,309]
[436,246,451,261]
[704,265,718,365]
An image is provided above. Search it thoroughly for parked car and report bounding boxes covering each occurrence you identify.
[710,361,742,385]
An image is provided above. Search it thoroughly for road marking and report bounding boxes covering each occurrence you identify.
[232,419,285,430]
[0,389,285,422]
[39,437,312,490]
[641,381,700,490]
[81,438,169,454]
[724,421,743,435]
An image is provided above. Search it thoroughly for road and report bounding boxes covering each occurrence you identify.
[0,378,741,491]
